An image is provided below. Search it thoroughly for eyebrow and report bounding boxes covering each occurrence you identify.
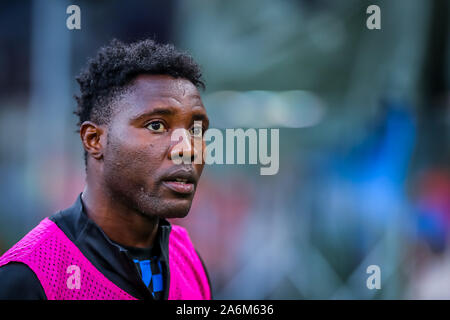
[130,107,176,122]
[192,113,210,128]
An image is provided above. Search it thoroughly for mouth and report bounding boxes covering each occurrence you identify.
[161,169,197,195]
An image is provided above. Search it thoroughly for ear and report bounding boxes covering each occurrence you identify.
[80,121,107,160]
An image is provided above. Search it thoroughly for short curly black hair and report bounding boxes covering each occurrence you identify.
[74,38,205,129]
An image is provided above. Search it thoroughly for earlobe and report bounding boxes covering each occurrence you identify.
[80,121,106,160]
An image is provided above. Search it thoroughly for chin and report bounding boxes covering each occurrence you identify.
[157,209,191,220]
[165,201,193,218]
[147,198,193,219]
[164,210,190,219]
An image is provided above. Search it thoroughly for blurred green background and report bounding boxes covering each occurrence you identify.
[0,0,449,299]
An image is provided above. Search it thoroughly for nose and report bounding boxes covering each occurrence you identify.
[168,128,201,164]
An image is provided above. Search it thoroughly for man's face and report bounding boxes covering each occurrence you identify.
[100,74,209,219]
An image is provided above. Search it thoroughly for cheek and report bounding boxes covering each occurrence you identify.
[104,130,170,176]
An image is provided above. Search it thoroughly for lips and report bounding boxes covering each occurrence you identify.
[161,168,197,195]
[163,180,195,194]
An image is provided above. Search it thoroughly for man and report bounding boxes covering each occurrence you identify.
[0,39,212,300]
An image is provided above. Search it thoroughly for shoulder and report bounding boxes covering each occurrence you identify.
[168,224,196,251]
[170,223,189,237]
[0,262,47,299]
[0,218,56,266]
[168,224,213,299]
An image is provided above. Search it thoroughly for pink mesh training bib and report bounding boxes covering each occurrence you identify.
[0,218,211,300]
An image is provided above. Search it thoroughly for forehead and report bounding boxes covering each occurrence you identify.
[120,74,204,114]
[134,74,200,96]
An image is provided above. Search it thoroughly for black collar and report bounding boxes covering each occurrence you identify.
[49,193,172,300]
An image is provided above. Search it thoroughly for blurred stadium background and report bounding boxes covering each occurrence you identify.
[0,0,449,299]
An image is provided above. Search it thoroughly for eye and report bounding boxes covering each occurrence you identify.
[190,126,203,137]
[146,121,166,133]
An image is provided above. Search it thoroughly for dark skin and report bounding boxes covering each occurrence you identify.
[79,74,209,249]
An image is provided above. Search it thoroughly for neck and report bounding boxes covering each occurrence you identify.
[81,182,159,249]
